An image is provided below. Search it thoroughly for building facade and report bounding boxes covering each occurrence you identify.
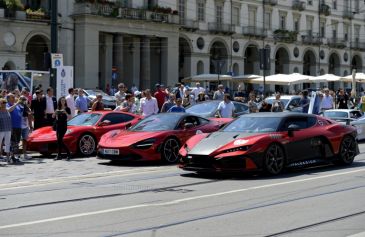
[1,0,365,91]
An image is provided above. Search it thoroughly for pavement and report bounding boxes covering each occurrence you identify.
[0,144,365,237]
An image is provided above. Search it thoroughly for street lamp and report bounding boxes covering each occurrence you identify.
[211,59,225,85]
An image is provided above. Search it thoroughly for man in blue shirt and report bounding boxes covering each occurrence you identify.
[168,98,186,113]
[75,89,90,114]
[6,94,22,163]
[299,90,310,113]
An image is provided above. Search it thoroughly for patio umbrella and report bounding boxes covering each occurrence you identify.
[182,74,232,83]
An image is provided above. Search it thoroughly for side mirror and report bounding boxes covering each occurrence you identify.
[287,124,300,137]
[99,120,111,126]
[184,123,194,129]
[125,122,132,129]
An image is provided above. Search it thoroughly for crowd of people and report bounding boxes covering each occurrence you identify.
[1,80,365,164]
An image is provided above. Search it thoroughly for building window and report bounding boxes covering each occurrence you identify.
[216,4,223,24]
[265,12,271,30]
[344,24,349,41]
[280,15,286,30]
[197,61,204,74]
[307,0,313,6]
[320,21,326,37]
[178,0,186,24]
[332,29,337,39]
[306,17,313,33]
[248,8,256,27]
[197,0,205,22]
[232,6,240,26]
[332,0,337,9]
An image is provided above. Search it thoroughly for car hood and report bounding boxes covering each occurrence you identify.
[100,130,167,147]
[189,131,261,155]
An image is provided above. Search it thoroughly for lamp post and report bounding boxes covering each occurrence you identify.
[50,0,58,91]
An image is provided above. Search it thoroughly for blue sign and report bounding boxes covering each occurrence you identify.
[55,59,61,67]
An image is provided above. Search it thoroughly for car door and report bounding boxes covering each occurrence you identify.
[175,115,204,144]
[94,113,135,140]
[281,116,319,162]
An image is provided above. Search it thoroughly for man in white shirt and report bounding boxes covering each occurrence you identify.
[66,88,76,117]
[320,88,333,112]
[115,83,127,106]
[140,89,159,117]
[217,94,235,118]
[191,82,205,102]
[45,87,56,126]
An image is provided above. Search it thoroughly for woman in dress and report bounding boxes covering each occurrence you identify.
[53,97,71,160]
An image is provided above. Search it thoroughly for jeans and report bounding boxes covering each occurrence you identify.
[0,131,11,153]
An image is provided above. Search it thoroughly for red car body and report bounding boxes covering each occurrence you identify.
[97,113,232,163]
[27,111,141,155]
[179,113,359,174]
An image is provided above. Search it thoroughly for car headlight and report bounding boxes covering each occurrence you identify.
[65,129,73,135]
[224,146,251,153]
[133,138,156,149]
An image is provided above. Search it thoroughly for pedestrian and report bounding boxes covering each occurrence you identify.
[133,91,142,114]
[116,94,136,113]
[0,98,12,163]
[213,84,225,100]
[131,84,138,94]
[299,90,310,113]
[337,89,349,109]
[197,92,206,102]
[182,89,194,107]
[217,94,235,118]
[53,97,71,160]
[175,83,185,99]
[271,93,284,112]
[168,98,186,113]
[45,87,57,126]
[75,89,90,114]
[115,83,127,106]
[248,93,259,113]
[31,90,46,130]
[91,94,104,111]
[154,84,167,112]
[161,94,176,112]
[18,96,33,160]
[259,100,271,112]
[66,88,76,117]
[6,94,22,163]
[320,88,334,112]
[191,82,205,102]
[140,89,159,117]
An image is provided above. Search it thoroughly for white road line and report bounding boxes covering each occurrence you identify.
[0,166,177,191]
[0,167,364,230]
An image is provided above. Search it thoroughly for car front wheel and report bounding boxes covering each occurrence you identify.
[78,134,96,156]
[264,144,285,175]
[161,138,180,163]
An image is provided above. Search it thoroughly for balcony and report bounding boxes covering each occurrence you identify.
[343,9,354,19]
[181,19,199,31]
[242,26,267,38]
[327,38,347,49]
[320,4,331,16]
[208,22,235,35]
[263,0,278,5]
[302,34,321,45]
[351,41,365,51]
[73,3,179,24]
[292,0,306,11]
[273,29,298,43]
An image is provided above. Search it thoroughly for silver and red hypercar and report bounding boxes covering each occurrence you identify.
[179,113,359,175]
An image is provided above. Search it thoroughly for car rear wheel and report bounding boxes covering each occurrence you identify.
[78,134,96,156]
[264,144,285,175]
[336,136,356,165]
[161,138,180,163]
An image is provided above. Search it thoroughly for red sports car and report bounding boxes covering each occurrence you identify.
[179,113,359,175]
[97,113,232,163]
[27,111,141,156]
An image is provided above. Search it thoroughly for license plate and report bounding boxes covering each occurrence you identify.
[103,149,119,155]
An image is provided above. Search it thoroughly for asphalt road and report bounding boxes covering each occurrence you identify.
[0,144,365,237]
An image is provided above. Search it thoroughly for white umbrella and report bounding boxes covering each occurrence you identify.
[182,74,232,83]
[249,73,311,85]
[340,72,365,82]
[310,74,341,82]
[232,74,261,82]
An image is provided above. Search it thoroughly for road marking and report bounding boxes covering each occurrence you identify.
[0,167,364,230]
[0,166,177,191]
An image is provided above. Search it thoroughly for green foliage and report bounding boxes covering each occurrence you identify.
[5,0,23,10]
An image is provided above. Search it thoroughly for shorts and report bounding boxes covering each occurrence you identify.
[21,127,30,140]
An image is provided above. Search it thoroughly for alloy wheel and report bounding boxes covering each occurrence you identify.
[265,144,285,175]
[79,134,96,156]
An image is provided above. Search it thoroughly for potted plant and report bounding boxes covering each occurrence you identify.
[4,0,23,19]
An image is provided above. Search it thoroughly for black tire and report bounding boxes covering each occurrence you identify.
[336,135,356,165]
[264,144,285,175]
[161,137,180,163]
[78,134,96,156]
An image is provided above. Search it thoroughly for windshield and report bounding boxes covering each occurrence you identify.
[223,117,281,133]
[85,90,109,97]
[131,114,183,131]
[265,99,290,107]
[67,113,102,126]
[186,101,219,116]
[323,111,348,118]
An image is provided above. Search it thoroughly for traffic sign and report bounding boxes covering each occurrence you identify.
[51,53,64,68]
